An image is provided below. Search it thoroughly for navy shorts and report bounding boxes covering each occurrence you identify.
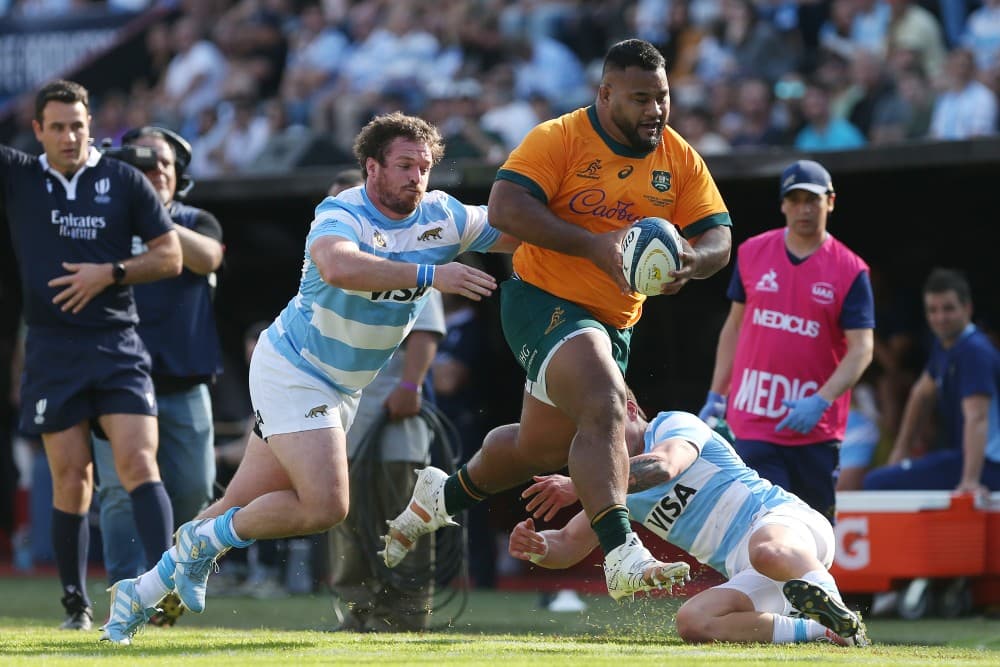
[19,326,157,435]
[733,438,840,524]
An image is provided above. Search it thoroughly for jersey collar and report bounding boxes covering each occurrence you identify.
[586,105,657,159]
[38,147,102,201]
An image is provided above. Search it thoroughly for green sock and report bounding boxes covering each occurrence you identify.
[591,505,632,554]
[442,465,488,515]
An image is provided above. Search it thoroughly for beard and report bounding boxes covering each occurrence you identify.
[372,172,423,216]
[612,111,664,151]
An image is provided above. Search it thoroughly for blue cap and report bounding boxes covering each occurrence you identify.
[780,160,833,198]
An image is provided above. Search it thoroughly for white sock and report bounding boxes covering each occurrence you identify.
[801,569,841,601]
[194,517,226,551]
[135,571,171,609]
[771,614,828,644]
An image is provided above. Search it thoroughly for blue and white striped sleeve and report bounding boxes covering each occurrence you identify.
[454,200,501,253]
[649,411,712,455]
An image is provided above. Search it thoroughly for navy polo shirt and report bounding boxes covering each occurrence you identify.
[1,145,173,329]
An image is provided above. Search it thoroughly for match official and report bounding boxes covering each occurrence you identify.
[0,80,181,630]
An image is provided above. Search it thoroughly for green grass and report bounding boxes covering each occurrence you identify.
[2,575,1000,665]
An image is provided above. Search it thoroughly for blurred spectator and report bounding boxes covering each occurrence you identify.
[961,0,1000,72]
[794,79,868,150]
[206,97,272,174]
[929,47,998,139]
[674,105,730,155]
[90,90,130,147]
[869,64,934,143]
[479,66,549,152]
[843,50,897,138]
[851,0,892,55]
[158,16,228,128]
[728,77,787,148]
[505,34,590,113]
[819,0,861,61]
[697,0,800,83]
[280,1,349,126]
[216,0,291,100]
[426,79,507,164]
[887,0,947,79]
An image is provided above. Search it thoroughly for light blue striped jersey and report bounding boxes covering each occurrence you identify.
[626,411,800,577]
[267,186,500,394]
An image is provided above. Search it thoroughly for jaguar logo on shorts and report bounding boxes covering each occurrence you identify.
[651,170,671,193]
[545,306,565,335]
[34,398,47,425]
[305,404,329,418]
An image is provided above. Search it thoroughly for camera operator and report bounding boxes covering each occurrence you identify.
[92,125,224,627]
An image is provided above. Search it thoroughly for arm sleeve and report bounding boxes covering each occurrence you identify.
[191,209,223,242]
[725,257,746,303]
[839,270,876,330]
[456,200,501,253]
[648,412,712,455]
[494,119,568,203]
[954,342,997,399]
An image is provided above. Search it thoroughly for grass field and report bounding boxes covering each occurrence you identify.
[2,575,1000,666]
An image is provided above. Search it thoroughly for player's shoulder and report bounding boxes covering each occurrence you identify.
[649,410,712,445]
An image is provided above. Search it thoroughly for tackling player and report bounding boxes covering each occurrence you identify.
[509,403,870,647]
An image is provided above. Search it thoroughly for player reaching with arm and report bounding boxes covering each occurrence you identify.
[381,39,731,601]
[99,112,519,644]
[1,80,182,631]
[509,397,870,646]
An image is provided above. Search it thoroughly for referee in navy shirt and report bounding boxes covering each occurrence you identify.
[1,80,182,630]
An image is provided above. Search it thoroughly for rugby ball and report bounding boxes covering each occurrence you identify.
[621,217,682,296]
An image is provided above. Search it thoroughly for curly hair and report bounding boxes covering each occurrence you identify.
[35,79,90,122]
[352,112,445,177]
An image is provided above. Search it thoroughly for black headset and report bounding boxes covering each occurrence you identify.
[122,125,195,200]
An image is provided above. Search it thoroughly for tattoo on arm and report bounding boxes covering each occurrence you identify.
[627,454,672,493]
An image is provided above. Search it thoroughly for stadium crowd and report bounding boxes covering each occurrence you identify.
[3,0,1000,169]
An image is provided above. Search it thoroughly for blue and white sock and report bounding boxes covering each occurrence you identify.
[133,546,177,608]
[193,507,255,550]
[772,614,828,644]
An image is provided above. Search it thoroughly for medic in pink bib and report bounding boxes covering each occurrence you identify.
[699,160,875,522]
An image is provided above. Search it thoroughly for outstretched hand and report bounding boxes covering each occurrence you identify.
[433,262,497,301]
[522,474,578,522]
[508,517,548,564]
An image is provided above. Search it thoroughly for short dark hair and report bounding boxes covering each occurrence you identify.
[602,39,666,77]
[35,80,89,122]
[352,112,445,178]
[924,268,972,304]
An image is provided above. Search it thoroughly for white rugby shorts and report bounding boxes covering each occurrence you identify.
[248,333,359,439]
[715,501,835,614]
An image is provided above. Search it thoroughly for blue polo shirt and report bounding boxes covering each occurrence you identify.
[926,324,1000,463]
[1,145,173,329]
